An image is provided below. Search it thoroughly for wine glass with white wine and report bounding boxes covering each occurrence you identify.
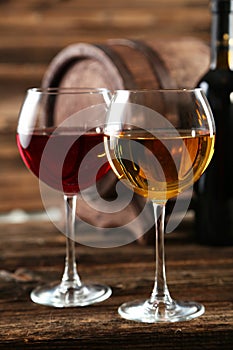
[104,88,215,322]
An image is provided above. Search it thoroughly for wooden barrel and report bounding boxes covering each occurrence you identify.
[42,37,209,91]
[41,37,210,245]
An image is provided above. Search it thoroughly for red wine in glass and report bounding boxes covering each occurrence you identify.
[16,87,112,308]
[17,127,110,195]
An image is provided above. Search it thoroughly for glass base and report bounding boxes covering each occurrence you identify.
[31,282,112,307]
[118,299,205,323]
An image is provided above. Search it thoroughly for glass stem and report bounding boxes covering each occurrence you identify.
[150,201,173,309]
[62,195,82,287]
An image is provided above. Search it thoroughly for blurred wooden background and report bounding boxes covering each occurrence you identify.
[0,0,211,130]
[0,0,211,214]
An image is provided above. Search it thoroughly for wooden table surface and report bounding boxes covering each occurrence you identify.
[0,217,232,349]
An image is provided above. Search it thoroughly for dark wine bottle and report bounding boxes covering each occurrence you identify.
[195,0,233,245]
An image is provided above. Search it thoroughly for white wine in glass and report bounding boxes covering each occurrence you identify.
[104,89,215,322]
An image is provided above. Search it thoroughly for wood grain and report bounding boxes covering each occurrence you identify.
[0,219,232,349]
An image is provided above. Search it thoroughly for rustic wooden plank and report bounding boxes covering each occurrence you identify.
[0,7,209,26]
[0,16,210,42]
[0,64,45,132]
[0,0,209,13]
[0,1,210,37]
[0,130,43,212]
[0,64,45,80]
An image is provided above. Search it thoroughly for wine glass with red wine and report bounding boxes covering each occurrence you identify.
[17,87,112,307]
[104,88,215,322]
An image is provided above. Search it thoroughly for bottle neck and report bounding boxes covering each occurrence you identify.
[210,4,233,69]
